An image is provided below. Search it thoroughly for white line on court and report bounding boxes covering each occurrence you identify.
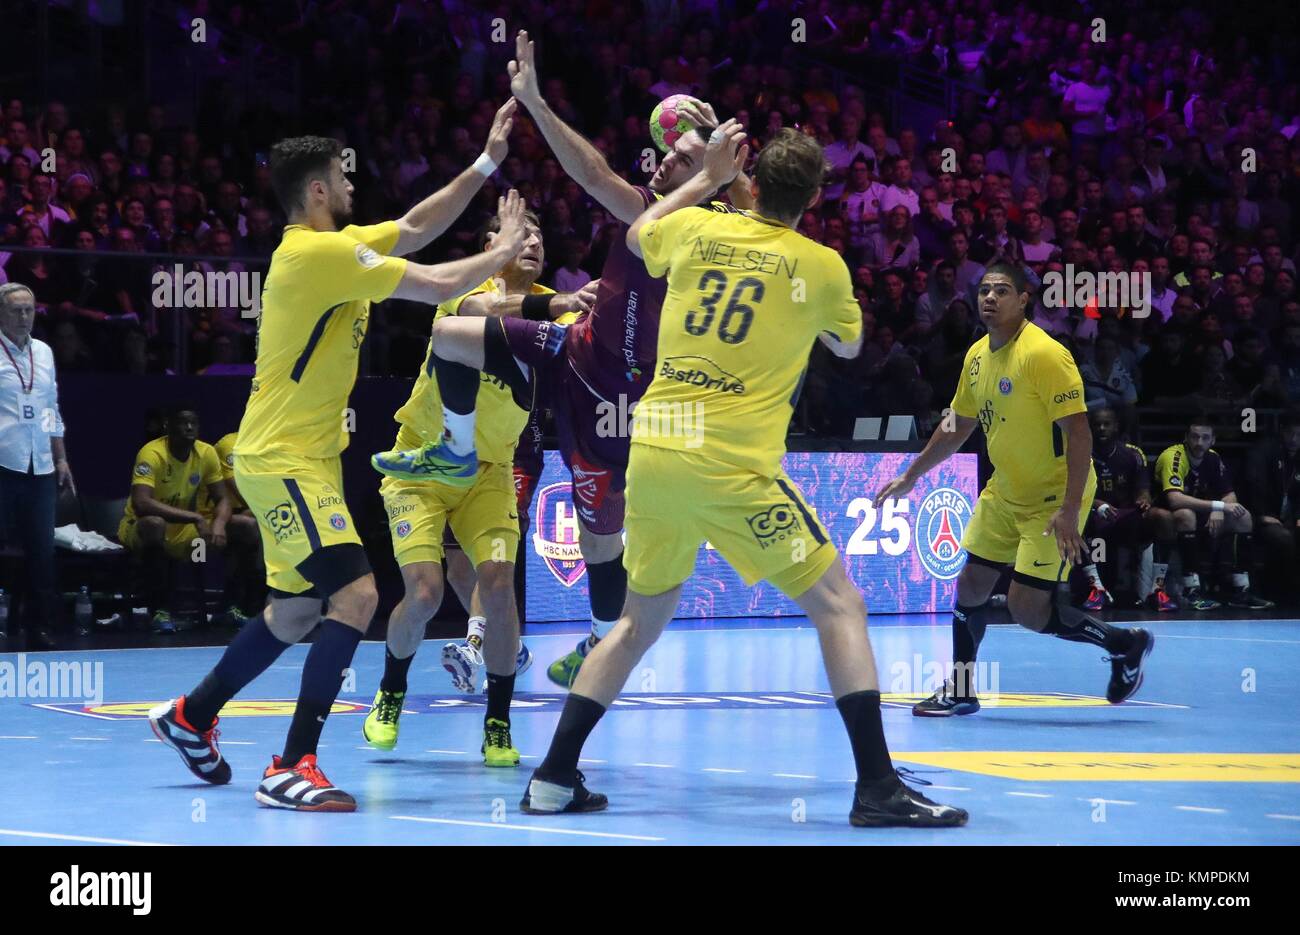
[928,785,973,792]
[702,767,745,774]
[68,736,109,741]
[634,762,675,768]
[0,828,175,846]
[426,749,467,755]
[578,758,606,764]
[772,773,817,779]
[0,736,37,740]
[1006,792,1053,799]
[1078,798,1137,806]
[1266,814,1300,821]
[390,815,664,842]
[1175,806,1227,814]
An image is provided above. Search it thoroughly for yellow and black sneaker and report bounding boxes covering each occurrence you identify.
[363,688,405,751]
[482,717,520,767]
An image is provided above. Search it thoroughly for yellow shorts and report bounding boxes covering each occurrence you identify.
[118,512,212,561]
[623,444,838,598]
[381,459,519,569]
[962,475,1096,585]
[234,452,361,595]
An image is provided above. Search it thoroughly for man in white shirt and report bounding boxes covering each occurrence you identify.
[881,156,920,216]
[1061,60,1111,143]
[0,283,75,648]
[823,115,875,203]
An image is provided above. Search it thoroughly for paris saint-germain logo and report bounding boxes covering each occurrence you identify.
[395,520,412,538]
[329,513,347,531]
[998,377,1013,395]
[915,487,972,580]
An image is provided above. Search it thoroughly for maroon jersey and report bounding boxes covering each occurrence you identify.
[1093,441,1149,509]
[564,186,738,403]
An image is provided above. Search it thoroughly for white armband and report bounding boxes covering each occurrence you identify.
[472,153,498,177]
[1211,500,1225,513]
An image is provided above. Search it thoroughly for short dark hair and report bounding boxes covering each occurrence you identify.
[166,400,199,424]
[754,128,826,221]
[983,261,1029,295]
[477,208,540,251]
[1188,413,1216,433]
[269,136,342,213]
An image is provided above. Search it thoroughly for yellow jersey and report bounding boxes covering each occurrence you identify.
[951,320,1092,507]
[634,206,862,476]
[392,279,556,465]
[213,431,246,510]
[124,437,224,521]
[235,221,408,459]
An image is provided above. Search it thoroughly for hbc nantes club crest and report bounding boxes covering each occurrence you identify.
[532,481,586,587]
[915,487,972,580]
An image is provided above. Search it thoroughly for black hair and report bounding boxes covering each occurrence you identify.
[983,261,1029,295]
[269,136,343,213]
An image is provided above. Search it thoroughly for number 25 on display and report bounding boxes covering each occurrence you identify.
[845,498,910,556]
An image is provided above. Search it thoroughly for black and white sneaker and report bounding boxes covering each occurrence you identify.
[912,680,981,717]
[520,769,609,814]
[148,697,231,785]
[254,754,356,812]
[1106,628,1154,704]
[850,771,968,828]
[1227,587,1274,610]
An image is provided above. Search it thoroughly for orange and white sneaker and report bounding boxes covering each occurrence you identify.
[1144,586,1179,613]
[255,754,356,812]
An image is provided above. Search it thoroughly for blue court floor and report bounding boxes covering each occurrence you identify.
[1,614,1298,845]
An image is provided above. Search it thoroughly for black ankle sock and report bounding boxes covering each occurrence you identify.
[538,693,606,780]
[835,690,895,784]
[1042,605,1132,653]
[485,671,515,723]
[1233,532,1253,580]
[1177,530,1200,578]
[431,353,480,415]
[282,619,362,764]
[185,613,288,730]
[380,647,414,694]
[585,555,627,623]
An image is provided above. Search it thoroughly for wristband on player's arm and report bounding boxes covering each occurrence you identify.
[1211,500,1225,514]
[521,294,554,321]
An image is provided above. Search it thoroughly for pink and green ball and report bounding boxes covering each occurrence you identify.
[650,95,701,153]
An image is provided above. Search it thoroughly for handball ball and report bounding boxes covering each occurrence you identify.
[650,95,701,153]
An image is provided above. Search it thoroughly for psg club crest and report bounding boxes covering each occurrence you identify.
[532,481,586,587]
[998,377,1013,395]
[915,487,972,580]
[395,520,412,538]
[329,513,347,531]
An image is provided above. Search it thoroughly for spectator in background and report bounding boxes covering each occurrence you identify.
[1081,333,1139,430]
[823,114,873,203]
[865,205,920,271]
[553,235,592,293]
[1141,326,1201,403]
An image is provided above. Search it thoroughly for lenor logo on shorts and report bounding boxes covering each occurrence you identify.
[265,501,301,543]
[915,487,971,580]
[746,503,803,550]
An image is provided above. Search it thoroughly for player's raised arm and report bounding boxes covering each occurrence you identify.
[508,30,648,225]
[390,191,529,304]
[626,119,749,258]
[391,98,518,257]
[876,414,979,503]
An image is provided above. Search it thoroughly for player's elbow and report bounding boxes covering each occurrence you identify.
[624,225,643,256]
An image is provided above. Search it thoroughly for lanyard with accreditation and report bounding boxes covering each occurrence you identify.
[2,338,42,426]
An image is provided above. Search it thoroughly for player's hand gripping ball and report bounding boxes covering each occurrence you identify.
[650,95,702,153]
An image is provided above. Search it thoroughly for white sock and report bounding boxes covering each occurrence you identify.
[1232,572,1249,589]
[591,617,618,641]
[1151,562,1168,589]
[1183,573,1201,589]
[442,407,476,456]
[465,615,487,649]
[1083,564,1103,588]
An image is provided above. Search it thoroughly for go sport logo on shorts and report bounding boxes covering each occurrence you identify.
[915,487,971,580]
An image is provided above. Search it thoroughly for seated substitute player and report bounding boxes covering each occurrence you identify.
[117,404,258,633]
[878,263,1154,718]
[1243,409,1300,605]
[373,30,756,690]
[211,429,265,625]
[1077,406,1169,611]
[1152,418,1273,611]
[520,123,966,828]
[147,113,532,812]
[361,209,596,765]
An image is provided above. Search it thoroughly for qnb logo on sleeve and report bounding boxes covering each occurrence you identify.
[50,866,151,916]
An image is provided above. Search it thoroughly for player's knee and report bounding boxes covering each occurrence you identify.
[404,572,443,615]
[329,574,378,627]
[578,526,621,564]
[1173,508,1197,531]
[1231,509,1253,532]
[956,564,997,605]
[136,515,167,544]
[476,560,514,597]
[1006,583,1051,631]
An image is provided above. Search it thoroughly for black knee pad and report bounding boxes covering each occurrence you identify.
[295,543,372,599]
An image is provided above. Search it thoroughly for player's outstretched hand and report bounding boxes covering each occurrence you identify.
[703,118,749,188]
[508,30,542,108]
[876,473,916,504]
[495,189,528,255]
[676,98,719,130]
[556,278,600,316]
[1044,507,1086,565]
[485,98,518,166]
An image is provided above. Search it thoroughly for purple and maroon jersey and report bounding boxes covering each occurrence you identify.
[1093,441,1149,509]
[564,186,738,404]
